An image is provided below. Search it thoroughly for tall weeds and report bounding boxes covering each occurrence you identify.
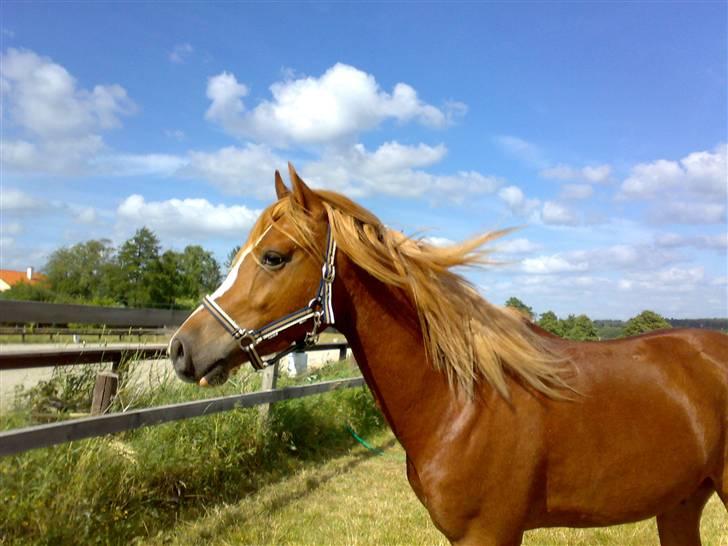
[0,359,382,545]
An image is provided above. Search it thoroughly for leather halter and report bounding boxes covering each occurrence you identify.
[201,227,337,370]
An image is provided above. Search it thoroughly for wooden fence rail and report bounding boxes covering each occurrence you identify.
[0,326,169,343]
[0,341,355,456]
[0,342,348,371]
[0,300,190,327]
[0,344,168,370]
[0,377,365,457]
[0,300,357,458]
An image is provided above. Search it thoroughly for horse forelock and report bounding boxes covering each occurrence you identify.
[253,189,572,399]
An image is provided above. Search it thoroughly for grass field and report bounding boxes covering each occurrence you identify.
[2,352,726,545]
[143,430,727,546]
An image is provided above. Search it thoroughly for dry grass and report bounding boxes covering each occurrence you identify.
[143,430,727,546]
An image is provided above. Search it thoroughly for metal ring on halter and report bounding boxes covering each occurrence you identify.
[238,331,258,349]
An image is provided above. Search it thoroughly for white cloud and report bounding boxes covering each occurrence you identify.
[1,48,135,138]
[650,201,726,225]
[618,266,706,293]
[205,63,454,146]
[494,135,546,167]
[655,232,727,250]
[620,143,727,200]
[516,242,680,279]
[1,48,136,175]
[498,185,541,215]
[581,165,612,183]
[169,43,193,64]
[521,255,589,274]
[1,135,105,175]
[559,183,594,200]
[1,188,43,210]
[184,144,285,199]
[422,236,454,247]
[568,243,677,271]
[93,153,189,177]
[541,201,579,225]
[2,222,22,235]
[541,163,611,183]
[165,129,185,141]
[303,141,500,199]
[117,195,261,238]
[75,207,97,224]
[495,238,541,254]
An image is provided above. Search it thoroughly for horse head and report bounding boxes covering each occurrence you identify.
[169,164,334,386]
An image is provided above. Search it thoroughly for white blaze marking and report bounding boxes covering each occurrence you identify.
[169,225,272,350]
[210,225,272,301]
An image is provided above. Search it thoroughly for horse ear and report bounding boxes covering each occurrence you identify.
[274,170,290,199]
[288,162,323,215]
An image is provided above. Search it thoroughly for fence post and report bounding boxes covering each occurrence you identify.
[91,372,118,415]
[258,362,279,422]
[338,344,347,361]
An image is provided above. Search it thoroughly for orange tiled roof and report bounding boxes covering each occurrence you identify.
[0,269,47,286]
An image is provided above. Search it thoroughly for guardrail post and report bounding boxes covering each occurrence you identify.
[91,372,118,415]
[258,362,279,422]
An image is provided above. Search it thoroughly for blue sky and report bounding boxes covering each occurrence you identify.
[1,2,726,319]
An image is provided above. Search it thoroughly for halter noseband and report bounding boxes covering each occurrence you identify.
[200,227,337,371]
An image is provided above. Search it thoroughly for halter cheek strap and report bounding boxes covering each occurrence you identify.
[201,227,337,371]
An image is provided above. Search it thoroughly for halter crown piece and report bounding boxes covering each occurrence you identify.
[201,227,337,370]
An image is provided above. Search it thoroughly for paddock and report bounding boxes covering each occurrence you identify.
[139,430,728,546]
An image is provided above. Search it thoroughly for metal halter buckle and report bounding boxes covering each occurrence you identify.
[200,227,337,370]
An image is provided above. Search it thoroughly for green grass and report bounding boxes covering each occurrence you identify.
[0,358,382,545]
[3,354,725,545]
[141,430,727,545]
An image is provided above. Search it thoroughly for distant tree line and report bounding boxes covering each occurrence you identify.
[1,227,222,309]
[504,297,725,339]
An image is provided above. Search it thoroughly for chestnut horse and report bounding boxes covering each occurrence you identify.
[170,166,727,545]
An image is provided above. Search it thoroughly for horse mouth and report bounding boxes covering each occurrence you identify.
[199,360,230,387]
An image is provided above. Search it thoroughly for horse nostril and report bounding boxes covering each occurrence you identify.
[170,337,195,381]
[171,338,184,359]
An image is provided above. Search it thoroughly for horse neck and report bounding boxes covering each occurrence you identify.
[333,255,456,452]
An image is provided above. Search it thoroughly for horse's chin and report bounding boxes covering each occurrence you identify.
[198,359,231,387]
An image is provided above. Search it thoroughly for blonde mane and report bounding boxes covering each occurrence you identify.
[247,189,571,399]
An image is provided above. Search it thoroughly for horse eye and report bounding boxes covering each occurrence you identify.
[261,251,287,270]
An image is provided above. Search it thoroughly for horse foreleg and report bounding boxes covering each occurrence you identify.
[656,482,713,546]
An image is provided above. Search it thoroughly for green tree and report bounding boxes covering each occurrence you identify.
[177,245,221,299]
[559,314,598,341]
[538,311,563,336]
[505,297,534,320]
[224,245,241,271]
[151,250,183,306]
[570,314,599,341]
[45,239,116,302]
[113,227,162,307]
[0,280,56,302]
[622,310,672,337]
